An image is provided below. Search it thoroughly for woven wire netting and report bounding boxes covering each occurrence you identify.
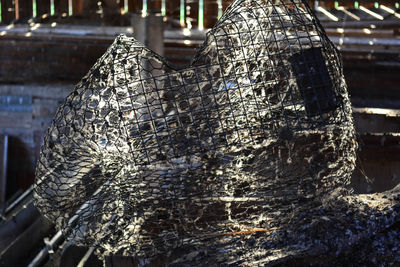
[34,0,357,262]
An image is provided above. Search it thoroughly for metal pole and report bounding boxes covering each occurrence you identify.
[0,135,8,213]
[27,230,63,267]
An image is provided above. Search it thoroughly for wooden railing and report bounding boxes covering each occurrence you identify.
[1,1,398,26]
[0,0,232,27]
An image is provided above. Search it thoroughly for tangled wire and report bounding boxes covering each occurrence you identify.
[34,0,356,263]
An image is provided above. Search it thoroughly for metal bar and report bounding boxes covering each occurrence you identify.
[77,247,95,267]
[4,186,33,214]
[336,6,361,21]
[359,5,384,20]
[380,4,400,19]
[317,6,339,21]
[27,181,111,267]
[27,230,63,267]
[0,135,8,212]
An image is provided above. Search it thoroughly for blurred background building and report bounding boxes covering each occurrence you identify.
[0,0,399,266]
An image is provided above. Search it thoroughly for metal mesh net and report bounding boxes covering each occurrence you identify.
[34,0,357,262]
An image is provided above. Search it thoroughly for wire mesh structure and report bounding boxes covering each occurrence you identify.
[34,0,357,263]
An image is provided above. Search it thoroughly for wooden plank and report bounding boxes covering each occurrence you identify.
[0,35,111,82]
[0,41,109,58]
[0,111,32,129]
[0,59,92,80]
[0,84,72,99]
[0,95,32,112]
[32,98,59,118]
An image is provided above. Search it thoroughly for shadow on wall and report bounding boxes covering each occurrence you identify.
[5,136,35,202]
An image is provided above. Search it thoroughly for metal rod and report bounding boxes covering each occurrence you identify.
[0,135,8,212]
[5,186,33,214]
[336,6,360,21]
[27,180,111,267]
[77,247,95,267]
[317,6,339,22]
[359,6,384,20]
[380,5,400,19]
[27,230,63,267]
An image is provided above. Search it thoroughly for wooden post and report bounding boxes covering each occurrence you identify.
[166,0,180,24]
[186,0,198,28]
[1,0,15,24]
[131,14,164,56]
[14,0,19,20]
[148,0,161,14]
[127,0,143,13]
[17,0,33,21]
[222,0,233,11]
[204,0,218,28]
[72,0,83,15]
[0,135,8,212]
[55,0,69,15]
[36,0,50,17]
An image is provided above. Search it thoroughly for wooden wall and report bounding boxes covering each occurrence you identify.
[0,34,112,83]
[0,84,72,171]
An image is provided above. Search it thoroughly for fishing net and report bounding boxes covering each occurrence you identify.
[34,0,357,263]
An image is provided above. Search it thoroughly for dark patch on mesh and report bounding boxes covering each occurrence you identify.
[290,47,339,117]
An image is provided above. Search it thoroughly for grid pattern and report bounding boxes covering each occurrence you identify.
[34,0,356,262]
